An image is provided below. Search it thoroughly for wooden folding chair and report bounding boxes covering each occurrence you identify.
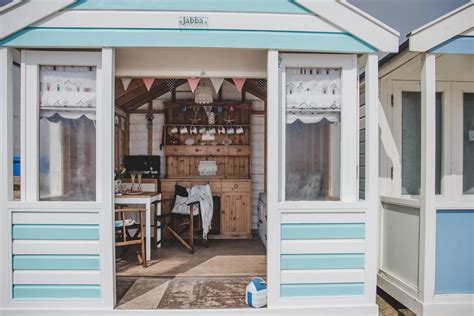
[156,187,208,254]
[115,208,147,267]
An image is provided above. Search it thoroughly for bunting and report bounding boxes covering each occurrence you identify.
[210,78,224,94]
[232,78,246,93]
[165,79,177,91]
[256,79,267,92]
[187,77,201,93]
[121,77,132,91]
[142,78,155,91]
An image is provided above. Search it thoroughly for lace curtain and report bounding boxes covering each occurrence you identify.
[40,65,97,121]
[286,67,341,124]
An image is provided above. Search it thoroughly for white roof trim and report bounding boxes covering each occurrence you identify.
[408,1,474,52]
[297,0,400,53]
[0,0,76,39]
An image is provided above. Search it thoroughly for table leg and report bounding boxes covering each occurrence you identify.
[146,202,151,261]
[157,195,162,248]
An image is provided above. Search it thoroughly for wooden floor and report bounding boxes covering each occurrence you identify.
[116,237,266,309]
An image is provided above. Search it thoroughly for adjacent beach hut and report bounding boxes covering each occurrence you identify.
[0,1,398,315]
[376,2,474,315]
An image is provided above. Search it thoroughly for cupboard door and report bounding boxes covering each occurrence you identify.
[221,193,251,236]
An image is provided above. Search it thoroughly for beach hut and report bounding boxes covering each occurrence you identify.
[375,2,474,315]
[0,1,398,314]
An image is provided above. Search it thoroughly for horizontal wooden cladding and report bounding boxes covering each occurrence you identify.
[221,180,251,192]
[281,269,364,284]
[12,224,99,240]
[281,254,364,270]
[164,145,250,156]
[280,283,364,297]
[13,255,100,270]
[12,212,99,225]
[281,212,365,224]
[281,223,365,240]
[166,156,250,178]
[281,239,365,254]
[13,270,101,285]
[13,240,100,255]
[13,284,101,300]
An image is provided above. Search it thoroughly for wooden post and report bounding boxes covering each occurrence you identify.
[0,47,13,308]
[147,101,153,155]
[364,53,379,302]
[419,53,436,303]
[100,47,116,308]
[125,113,130,155]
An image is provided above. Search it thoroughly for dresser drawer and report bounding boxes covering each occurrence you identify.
[222,180,251,192]
[227,146,250,156]
[206,146,227,156]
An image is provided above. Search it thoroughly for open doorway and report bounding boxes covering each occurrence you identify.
[112,48,268,310]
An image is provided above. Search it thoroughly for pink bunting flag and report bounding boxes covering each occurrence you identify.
[232,78,246,93]
[187,77,201,93]
[142,78,155,91]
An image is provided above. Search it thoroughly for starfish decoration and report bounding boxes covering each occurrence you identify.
[189,107,201,124]
[224,116,235,125]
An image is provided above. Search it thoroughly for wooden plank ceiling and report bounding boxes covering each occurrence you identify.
[115,78,266,113]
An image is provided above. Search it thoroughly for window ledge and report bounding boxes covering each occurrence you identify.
[380,195,420,208]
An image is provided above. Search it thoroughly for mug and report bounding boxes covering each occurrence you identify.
[236,126,244,134]
[208,127,217,135]
[226,126,235,135]
[218,126,226,134]
[190,126,198,134]
[170,126,178,134]
[199,127,207,134]
[180,126,188,134]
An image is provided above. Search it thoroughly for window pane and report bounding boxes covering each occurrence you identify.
[285,67,341,201]
[401,92,442,195]
[39,66,97,201]
[463,93,474,194]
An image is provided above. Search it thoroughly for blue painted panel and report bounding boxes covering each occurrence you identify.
[69,0,310,14]
[0,28,376,53]
[430,36,474,55]
[281,223,365,240]
[12,224,99,240]
[13,255,100,270]
[435,210,474,294]
[13,285,100,300]
[281,254,364,270]
[280,283,364,297]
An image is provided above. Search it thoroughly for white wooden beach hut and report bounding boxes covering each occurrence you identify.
[1,1,398,315]
[375,2,474,315]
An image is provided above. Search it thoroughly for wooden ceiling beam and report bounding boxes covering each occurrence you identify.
[115,78,145,100]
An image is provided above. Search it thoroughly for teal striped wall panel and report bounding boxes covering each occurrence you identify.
[13,285,100,300]
[281,223,365,240]
[13,255,100,270]
[0,28,376,53]
[281,254,364,270]
[12,224,99,240]
[281,283,364,297]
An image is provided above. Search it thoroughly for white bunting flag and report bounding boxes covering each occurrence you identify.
[121,77,132,91]
[210,78,224,94]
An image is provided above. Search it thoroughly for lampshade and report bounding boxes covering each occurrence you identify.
[194,83,214,104]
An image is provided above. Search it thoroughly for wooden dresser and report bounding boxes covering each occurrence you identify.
[161,102,252,239]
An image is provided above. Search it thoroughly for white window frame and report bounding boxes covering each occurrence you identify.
[21,51,103,203]
[279,53,358,206]
[391,80,451,200]
[452,82,474,202]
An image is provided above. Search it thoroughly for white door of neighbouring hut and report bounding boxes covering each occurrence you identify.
[3,50,115,307]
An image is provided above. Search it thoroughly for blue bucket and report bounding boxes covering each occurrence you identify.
[13,155,20,176]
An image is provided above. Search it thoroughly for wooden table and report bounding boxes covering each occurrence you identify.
[115,192,161,262]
